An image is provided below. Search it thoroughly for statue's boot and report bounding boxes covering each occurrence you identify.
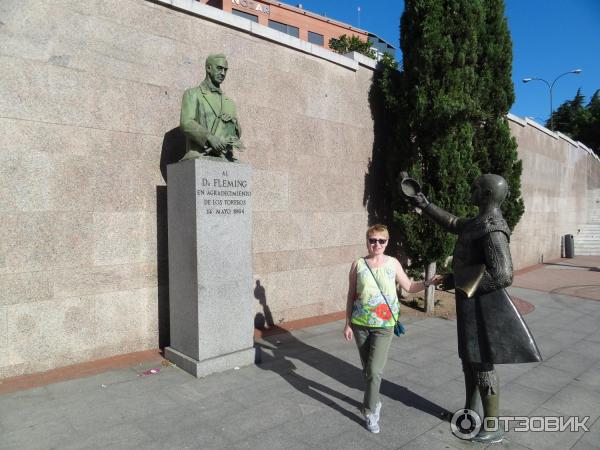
[462,361,480,412]
[471,368,504,444]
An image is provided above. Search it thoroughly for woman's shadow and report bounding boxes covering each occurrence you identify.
[253,280,451,425]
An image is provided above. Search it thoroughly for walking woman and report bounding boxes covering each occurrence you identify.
[344,224,442,433]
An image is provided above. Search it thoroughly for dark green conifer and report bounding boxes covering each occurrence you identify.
[473,0,524,229]
[391,0,524,273]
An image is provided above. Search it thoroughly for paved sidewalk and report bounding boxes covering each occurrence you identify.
[1,258,599,449]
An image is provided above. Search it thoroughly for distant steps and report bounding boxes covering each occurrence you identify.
[575,190,600,255]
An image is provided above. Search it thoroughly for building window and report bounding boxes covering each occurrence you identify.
[232,8,259,23]
[308,31,324,46]
[268,20,300,38]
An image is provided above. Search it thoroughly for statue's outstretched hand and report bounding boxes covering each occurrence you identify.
[411,192,430,209]
[440,273,455,291]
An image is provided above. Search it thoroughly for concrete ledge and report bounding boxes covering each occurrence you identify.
[165,346,255,378]
[343,51,377,69]
[557,131,578,147]
[151,0,360,71]
[508,113,600,163]
[507,112,526,127]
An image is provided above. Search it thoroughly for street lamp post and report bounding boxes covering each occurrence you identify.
[522,69,582,131]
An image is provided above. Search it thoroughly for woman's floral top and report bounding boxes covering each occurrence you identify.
[351,256,400,328]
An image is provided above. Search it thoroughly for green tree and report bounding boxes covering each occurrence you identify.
[394,0,482,274]
[329,34,376,59]
[390,0,524,275]
[550,89,599,156]
[581,90,600,154]
[548,88,589,139]
[472,0,524,229]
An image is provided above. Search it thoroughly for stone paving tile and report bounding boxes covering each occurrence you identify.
[173,365,255,398]
[399,431,465,449]
[389,344,453,369]
[0,392,72,432]
[570,415,600,450]
[489,437,536,450]
[0,384,50,404]
[571,315,600,332]
[318,427,397,450]
[398,360,464,390]
[512,364,577,394]
[573,364,600,393]
[134,394,245,440]
[1,417,76,450]
[230,427,313,450]
[540,350,597,375]
[531,334,566,359]
[550,329,591,347]
[566,338,600,360]
[542,384,600,422]
[378,381,450,422]
[299,319,345,336]
[496,363,540,386]
[44,367,138,397]
[216,396,305,443]
[392,331,443,348]
[506,406,588,450]
[521,309,556,324]
[413,324,458,340]
[223,368,302,405]
[587,329,600,344]
[423,378,466,415]
[260,400,358,446]
[279,382,363,420]
[425,422,489,450]
[61,423,153,450]
[500,382,556,416]
[140,423,233,450]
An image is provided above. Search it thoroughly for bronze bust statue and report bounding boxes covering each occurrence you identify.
[180,54,243,162]
[401,173,542,443]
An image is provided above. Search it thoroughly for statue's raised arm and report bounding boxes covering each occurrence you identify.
[398,176,466,234]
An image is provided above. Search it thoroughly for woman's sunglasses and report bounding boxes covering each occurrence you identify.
[368,238,388,245]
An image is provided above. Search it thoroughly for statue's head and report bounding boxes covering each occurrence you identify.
[471,174,509,208]
[205,54,228,87]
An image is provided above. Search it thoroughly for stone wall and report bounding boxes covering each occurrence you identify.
[509,115,600,268]
[0,0,374,378]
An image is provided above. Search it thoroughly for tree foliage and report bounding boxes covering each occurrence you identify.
[329,34,376,59]
[376,0,524,273]
[549,89,600,155]
[471,0,524,229]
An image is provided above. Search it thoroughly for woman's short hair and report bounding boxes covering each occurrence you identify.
[366,224,389,239]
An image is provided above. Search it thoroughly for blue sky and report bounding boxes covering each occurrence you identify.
[298,0,600,123]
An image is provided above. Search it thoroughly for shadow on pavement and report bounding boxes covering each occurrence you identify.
[254,326,450,425]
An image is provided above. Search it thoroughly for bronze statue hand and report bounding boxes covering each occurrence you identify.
[207,134,227,152]
[426,274,444,287]
[411,192,430,209]
[440,273,455,291]
[220,112,232,122]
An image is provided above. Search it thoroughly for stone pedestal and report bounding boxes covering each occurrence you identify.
[165,158,254,377]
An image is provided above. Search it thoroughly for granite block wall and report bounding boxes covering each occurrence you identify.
[0,0,373,377]
[508,116,600,269]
